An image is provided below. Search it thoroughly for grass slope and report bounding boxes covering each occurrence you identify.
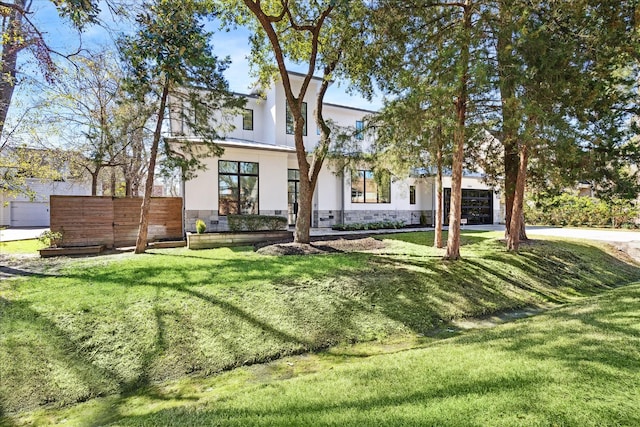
[1,231,639,422]
[14,279,640,426]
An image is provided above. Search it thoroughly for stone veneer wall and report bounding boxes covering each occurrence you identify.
[187,209,435,231]
[185,210,286,232]
[317,210,434,227]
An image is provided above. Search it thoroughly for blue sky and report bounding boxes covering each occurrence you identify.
[26,1,382,110]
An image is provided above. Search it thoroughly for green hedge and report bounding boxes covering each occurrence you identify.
[227,214,288,232]
[525,194,638,228]
[332,220,405,231]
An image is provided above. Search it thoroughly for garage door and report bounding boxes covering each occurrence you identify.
[443,188,493,225]
[10,202,50,227]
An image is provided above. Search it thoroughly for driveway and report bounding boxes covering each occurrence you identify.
[464,224,640,243]
[0,227,49,242]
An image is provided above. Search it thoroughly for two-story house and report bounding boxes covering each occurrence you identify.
[170,72,503,232]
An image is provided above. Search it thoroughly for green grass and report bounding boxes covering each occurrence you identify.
[15,280,640,426]
[1,231,639,424]
[0,239,45,254]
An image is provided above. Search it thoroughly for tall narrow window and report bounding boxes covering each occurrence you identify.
[409,185,416,205]
[351,170,391,204]
[219,160,259,215]
[355,120,364,140]
[242,109,253,130]
[286,102,307,136]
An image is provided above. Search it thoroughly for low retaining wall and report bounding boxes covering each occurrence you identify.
[187,231,293,249]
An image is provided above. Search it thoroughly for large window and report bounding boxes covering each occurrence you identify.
[286,102,307,136]
[218,160,259,215]
[351,170,391,204]
[242,109,253,130]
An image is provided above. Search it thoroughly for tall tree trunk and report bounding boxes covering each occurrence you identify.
[444,1,471,260]
[506,143,528,251]
[0,0,27,145]
[434,139,444,248]
[110,167,117,196]
[295,174,313,243]
[90,168,101,196]
[135,80,169,254]
[497,1,521,239]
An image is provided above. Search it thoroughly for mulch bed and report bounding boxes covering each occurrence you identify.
[256,237,386,256]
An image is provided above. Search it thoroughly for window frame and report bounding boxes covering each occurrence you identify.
[351,169,391,204]
[286,102,307,136]
[242,109,254,131]
[218,160,259,216]
[355,120,364,140]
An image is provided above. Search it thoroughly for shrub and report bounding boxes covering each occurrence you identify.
[38,230,63,248]
[227,214,288,232]
[419,211,429,226]
[524,194,638,229]
[195,219,207,234]
[332,220,405,231]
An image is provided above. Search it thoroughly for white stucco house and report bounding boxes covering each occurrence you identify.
[170,72,503,232]
[0,178,91,227]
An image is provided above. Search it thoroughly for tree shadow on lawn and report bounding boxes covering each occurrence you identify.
[380,230,494,248]
[104,376,546,427]
[84,285,640,427]
[3,237,638,423]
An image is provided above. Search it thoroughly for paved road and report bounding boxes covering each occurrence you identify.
[0,227,49,242]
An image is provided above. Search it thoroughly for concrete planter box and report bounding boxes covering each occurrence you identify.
[187,231,293,249]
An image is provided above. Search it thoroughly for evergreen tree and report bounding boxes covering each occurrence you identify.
[119,0,243,254]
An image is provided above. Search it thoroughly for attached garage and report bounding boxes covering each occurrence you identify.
[443,188,494,225]
[10,202,50,227]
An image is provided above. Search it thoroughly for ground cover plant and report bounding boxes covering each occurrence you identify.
[1,231,639,424]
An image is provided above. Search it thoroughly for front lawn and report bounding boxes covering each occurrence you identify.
[35,280,639,427]
[1,231,639,423]
[0,239,45,254]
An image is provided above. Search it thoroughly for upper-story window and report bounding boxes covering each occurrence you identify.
[355,120,364,140]
[410,185,416,205]
[243,109,253,131]
[351,170,391,204]
[286,102,307,136]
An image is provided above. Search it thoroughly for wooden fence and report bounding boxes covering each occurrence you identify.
[50,196,183,248]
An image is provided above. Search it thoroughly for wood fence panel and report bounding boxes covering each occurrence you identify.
[113,198,143,248]
[50,196,183,248]
[148,197,183,243]
[50,196,114,247]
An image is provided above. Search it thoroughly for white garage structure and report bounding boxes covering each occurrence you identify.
[0,179,91,227]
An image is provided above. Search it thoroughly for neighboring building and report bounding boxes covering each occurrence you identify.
[169,72,503,232]
[0,177,91,227]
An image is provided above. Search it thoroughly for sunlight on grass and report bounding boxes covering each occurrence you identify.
[18,283,640,426]
[1,231,639,424]
[0,239,45,254]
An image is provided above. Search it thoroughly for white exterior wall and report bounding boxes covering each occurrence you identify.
[0,178,91,227]
[184,147,289,213]
[0,194,9,226]
[442,176,502,224]
[226,97,266,144]
[315,164,342,211]
[175,73,504,228]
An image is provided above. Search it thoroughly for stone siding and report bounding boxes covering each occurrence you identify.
[185,209,286,232]
[341,210,433,227]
